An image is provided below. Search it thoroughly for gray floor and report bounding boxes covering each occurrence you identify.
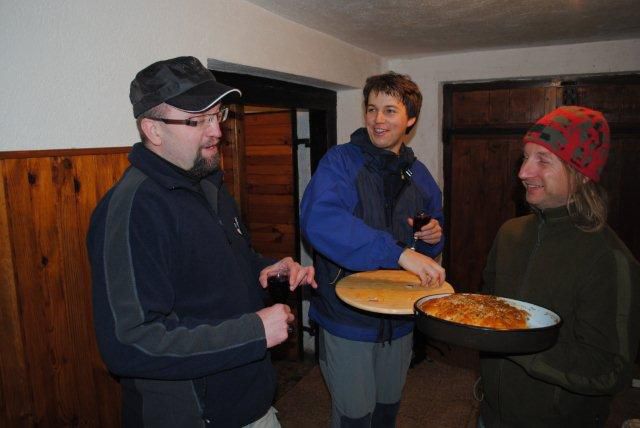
[274,344,640,427]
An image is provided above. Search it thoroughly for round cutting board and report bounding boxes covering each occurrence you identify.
[335,269,454,315]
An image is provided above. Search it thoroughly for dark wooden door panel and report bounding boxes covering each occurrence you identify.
[445,76,640,296]
[449,136,523,292]
[452,87,562,129]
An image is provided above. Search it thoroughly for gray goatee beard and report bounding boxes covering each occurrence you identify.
[188,151,220,178]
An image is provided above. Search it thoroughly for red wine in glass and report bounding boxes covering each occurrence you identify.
[267,271,294,334]
[411,211,432,249]
[267,273,290,304]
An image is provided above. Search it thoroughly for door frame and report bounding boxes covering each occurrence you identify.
[211,70,337,172]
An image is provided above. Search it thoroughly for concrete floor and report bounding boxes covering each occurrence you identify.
[273,344,640,427]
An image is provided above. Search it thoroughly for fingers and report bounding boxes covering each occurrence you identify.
[415,219,442,245]
[398,248,446,286]
[257,304,295,348]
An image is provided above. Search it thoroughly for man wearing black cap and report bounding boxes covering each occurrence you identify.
[87,56,316,427]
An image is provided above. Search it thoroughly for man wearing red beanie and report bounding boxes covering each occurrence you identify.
[479,106,640,427]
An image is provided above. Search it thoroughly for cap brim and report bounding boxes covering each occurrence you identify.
[166,80,242,113]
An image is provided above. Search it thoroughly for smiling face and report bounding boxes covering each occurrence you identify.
[518,143,573,210]
[365,91,416,154]
[142,104,223,177]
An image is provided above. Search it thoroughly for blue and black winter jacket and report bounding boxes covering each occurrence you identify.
[300,128,444,342]
[87,143,275,427]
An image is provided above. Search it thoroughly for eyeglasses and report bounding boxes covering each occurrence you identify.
[149,107,229,127]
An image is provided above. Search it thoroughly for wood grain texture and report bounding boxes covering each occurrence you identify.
[0,151,127,427]
[336,270,454,315]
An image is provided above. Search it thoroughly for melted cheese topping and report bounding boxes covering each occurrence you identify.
[420,294,529,330]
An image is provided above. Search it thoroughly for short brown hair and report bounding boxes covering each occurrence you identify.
[135,103,169,144]
[363,71,422,134]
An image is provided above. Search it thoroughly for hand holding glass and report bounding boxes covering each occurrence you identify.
[410,211,432,250]
[267,269,294,334]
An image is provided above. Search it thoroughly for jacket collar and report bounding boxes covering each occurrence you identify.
[128,142,223,191]
[350,128,416,173]
[532,205,570,224]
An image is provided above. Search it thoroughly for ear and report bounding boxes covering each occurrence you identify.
[582,176,590,184]
[407,116,417,129]
[140,118,162,147]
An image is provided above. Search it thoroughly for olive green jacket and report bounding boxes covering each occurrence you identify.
[480,206,639,428]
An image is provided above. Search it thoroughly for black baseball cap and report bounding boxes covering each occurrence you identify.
[129,56,241,118]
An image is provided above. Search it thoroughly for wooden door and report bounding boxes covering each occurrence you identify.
[444,77,640,293]
[243,110,296,261]
[222,108,302,360]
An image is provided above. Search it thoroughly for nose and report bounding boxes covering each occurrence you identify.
[205,119,223,138]
[518,157,532,180]
[375,110,385,123]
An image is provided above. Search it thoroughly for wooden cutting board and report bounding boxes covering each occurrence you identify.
[336,269,454,315]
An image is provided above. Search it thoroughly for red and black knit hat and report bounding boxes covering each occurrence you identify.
[523,106,610,182]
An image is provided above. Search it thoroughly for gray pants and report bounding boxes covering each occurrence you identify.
[318,328,413,427]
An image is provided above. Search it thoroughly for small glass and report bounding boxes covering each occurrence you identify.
[410,210,432,250]
[267,269,294,334]
[267,270,291,304]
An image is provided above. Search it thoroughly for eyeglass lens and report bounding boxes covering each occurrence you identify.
[195,108,228,126]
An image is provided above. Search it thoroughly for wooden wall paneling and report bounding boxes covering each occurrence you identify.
[0,160,35,426]
[243,111,300,359]
[244,194,295,226]
[0,149,129,427]
[243,111,295,259]
[5,157,62,424]
[70,154,123,427]
[52,156,99,425]
[221,104,246,209]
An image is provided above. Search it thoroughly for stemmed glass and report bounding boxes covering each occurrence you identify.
[410,210,431,250]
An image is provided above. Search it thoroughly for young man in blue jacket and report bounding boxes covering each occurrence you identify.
[300,72,445,427]
[87,56,315,427]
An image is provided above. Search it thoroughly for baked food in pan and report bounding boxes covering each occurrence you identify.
[418,293,528,330]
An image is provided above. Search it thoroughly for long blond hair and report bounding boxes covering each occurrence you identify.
[566,165,608,232]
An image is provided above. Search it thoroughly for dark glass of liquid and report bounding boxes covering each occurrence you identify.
[413,211,432,233]
[267,272,294,334]
[267,272,290,304]
[410,211,432,250]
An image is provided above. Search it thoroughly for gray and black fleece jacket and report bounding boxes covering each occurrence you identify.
[480,206,640,428]
[87,143,275,427]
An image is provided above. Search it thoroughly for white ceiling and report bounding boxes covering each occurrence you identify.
[245,0,640,58]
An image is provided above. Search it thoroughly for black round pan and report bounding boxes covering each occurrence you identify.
[414,293,562,354]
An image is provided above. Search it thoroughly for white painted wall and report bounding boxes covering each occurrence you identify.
[388,38,640,187]
[0,0,380,152]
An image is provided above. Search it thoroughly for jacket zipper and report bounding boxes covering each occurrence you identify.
[520,217,544,299]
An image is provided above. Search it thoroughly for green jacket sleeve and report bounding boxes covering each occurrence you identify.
[509,248,640,396]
